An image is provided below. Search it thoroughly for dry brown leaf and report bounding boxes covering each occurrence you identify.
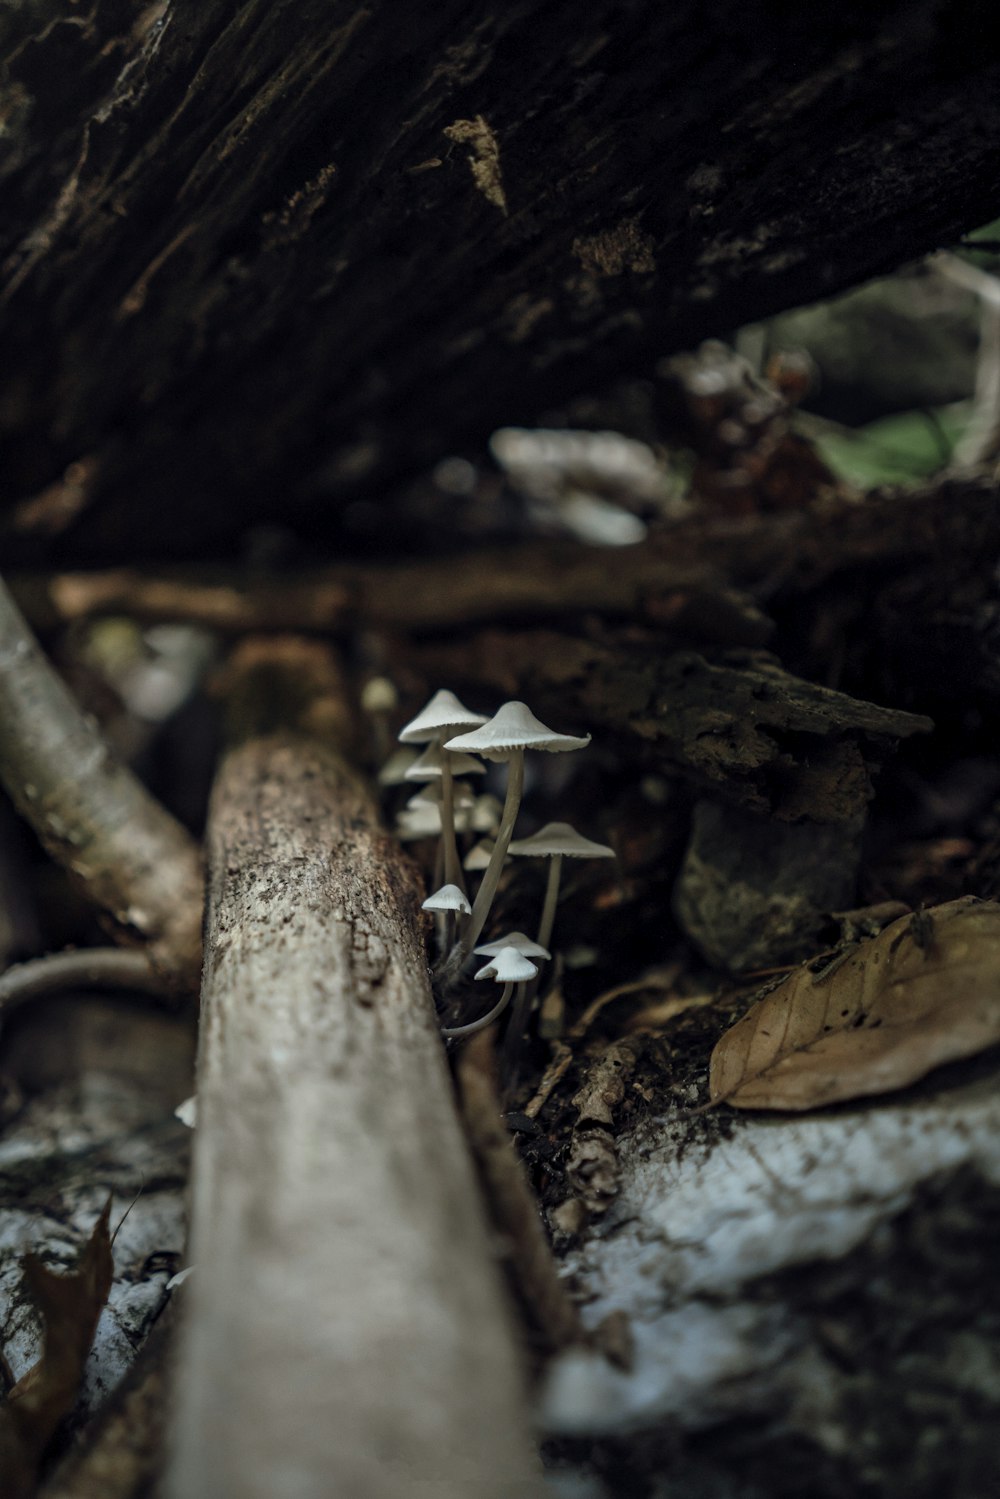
[709,897,1000,1111]
[0,1198,114,1499]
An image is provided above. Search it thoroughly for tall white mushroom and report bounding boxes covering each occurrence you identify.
[508,821,615,953]
[422,880,474,954]
[398,690,487,896]
[404,741,487,783]
[443,703,590,959]
[441,946,538,1038]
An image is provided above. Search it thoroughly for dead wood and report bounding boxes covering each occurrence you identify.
[3,8,1000,563]
[456,1031,584,1354]
[0,576,203,986]
[167,636,543,1499]
[0,948,172,1016]
[9,476,997,642]
[414,631,932,822]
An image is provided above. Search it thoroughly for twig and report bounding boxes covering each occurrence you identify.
[0,575,203,986]
[456,1030,584,1352]
[0,947,173,1016]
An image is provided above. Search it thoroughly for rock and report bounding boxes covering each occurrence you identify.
[673,799,864,971]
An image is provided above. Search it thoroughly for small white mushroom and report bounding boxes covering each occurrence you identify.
[443,704,591,959]
[398,690,488,896]
[441,945,539,1038]
[395,804,443,840]
[422,884,473,916]
[403,742,486,781]
[474,932,551,960]
[174,1095,197,1129]
[398,689,487,744]
[470,793,504,834]
[463,838,497,873]
[508,821,615,953]
[361,676,399,761]
[378,746,420,786]
[406,781,476,813]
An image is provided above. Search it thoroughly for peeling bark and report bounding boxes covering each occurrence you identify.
[168,637,543,1499]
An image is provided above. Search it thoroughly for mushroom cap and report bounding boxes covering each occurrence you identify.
[403,741,486,781]
[508,821,615,859]
[463,838,497,872]
[422,883,473,914]
[406,781,476,811]
[395,804,442,840]
[360,676,398,714]
[474,931,551,959]
[377,746,420,786]
[474,946,539,983]
[443,702,591,762]
[470,793,503,833]
[399,689,488,744]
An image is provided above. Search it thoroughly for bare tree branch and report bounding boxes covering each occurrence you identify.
[0,575,203,987]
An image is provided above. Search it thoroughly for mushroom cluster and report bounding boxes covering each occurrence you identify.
[378,689,614,1050]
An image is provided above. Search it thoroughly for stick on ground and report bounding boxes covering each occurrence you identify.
[0,576,203,987]
[167,637,543,1499]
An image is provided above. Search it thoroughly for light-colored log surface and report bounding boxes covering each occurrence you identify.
[167,640,542,1498]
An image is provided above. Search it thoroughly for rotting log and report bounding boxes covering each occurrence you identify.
[414,631,933,822]
[0,575,203,986]
[3,5,1000,563]
[168,637,543,1499]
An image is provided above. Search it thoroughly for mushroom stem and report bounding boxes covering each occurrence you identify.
[536,853,564,954]
[439,753,467,900]
[442,981,514,1038]
[457,750,525,959]
[500,980,533,1078]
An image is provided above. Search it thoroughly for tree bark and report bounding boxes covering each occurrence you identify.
[2,4,1000,563]
[168,637,543,1499]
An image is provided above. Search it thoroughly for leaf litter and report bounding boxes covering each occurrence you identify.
[0,1198,114,1498]
[710,897,1000,1110]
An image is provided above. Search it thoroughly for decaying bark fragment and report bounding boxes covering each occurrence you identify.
[0,576,202,986]
[456,1032,583,1354]
[416,632,932,823]
[168,637,542,1499]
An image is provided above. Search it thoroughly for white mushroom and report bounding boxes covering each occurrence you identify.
[508,821,615,953]
[377,746,420,786]
[361,676,399,761]
[398,690,487,897]
[474,932,551,960]
[403,742,486,781]
[406,781,476,814]
[463,838,497,873]
[394,804,443,841]
[443,703,590,958]
[441,946,538,1038]
[422,884,473,916]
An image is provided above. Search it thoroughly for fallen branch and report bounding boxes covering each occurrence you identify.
[0,948,172,1016]
[456,1031,584,1354]
[0,576,203,986]
[10,477,997,639]
[167,637,543,1499]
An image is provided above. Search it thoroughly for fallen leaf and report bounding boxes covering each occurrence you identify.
[709,897,1000,1111]
[0,1198,114,1498]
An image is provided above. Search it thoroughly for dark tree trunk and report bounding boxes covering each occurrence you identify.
[2,1,999,564]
